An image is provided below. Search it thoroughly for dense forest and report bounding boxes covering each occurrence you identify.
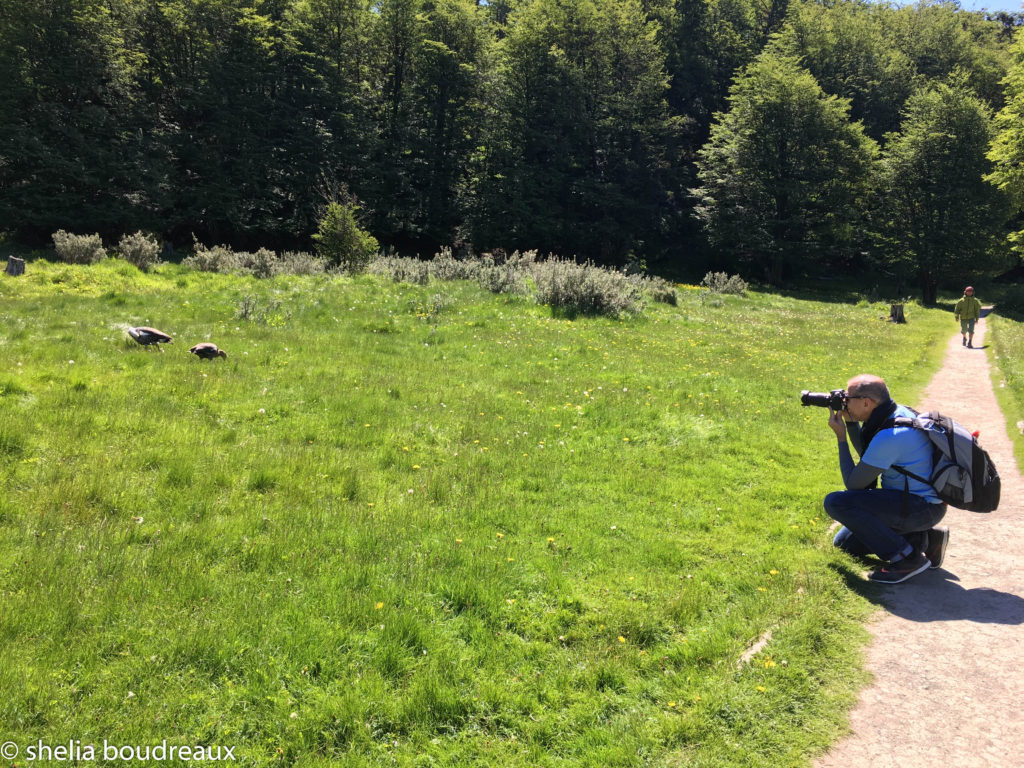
[2,0,1024,293]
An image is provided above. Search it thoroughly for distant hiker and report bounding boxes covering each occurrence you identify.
[824,374,948,585]
[954,286,982,349]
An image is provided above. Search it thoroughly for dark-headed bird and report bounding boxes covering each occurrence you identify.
[128,326,173,350]
[190,342,227,360]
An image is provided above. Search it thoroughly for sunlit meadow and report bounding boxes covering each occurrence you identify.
[0,258,952,766]
[984,312,1024,469]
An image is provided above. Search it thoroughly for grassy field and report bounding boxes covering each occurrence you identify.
[0,257,952,766]
[984,312,1024,470]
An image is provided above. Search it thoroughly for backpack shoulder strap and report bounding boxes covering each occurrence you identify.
[880,415,933,485]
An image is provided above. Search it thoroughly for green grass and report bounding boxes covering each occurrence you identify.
[0,258,953,766]
[984,313,1024,472]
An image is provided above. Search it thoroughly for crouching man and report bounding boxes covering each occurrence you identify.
[825,374,948,584]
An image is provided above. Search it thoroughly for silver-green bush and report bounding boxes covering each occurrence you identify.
[183,240,243,273]
[634,274,678,305]
[477,255,525,295]
[532,259,643,317]
[701,271,747,295]
[278,251,327,275]
[116,231,161,272]
[368,255,429,285]
[52,230,106,264]
[240,248,281,279]
[429,248,481,281]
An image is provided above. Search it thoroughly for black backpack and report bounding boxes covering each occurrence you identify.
[888,411,1000,513]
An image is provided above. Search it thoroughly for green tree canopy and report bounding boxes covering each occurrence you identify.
[468,0,679,261]
[987,27,1024,257]
[773,1,918,142]
[693,52,878,283]
[876,81,1010,303]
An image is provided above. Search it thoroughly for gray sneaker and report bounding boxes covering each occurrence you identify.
[925,526,949,570]
[869,551,931,584]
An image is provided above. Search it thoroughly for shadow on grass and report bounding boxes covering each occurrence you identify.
[829,562,1024,626]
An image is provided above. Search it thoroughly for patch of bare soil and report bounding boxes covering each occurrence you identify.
[814,313,1024,767]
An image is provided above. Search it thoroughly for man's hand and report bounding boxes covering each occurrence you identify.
[828,407,848,440]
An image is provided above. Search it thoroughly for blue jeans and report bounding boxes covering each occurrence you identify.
[824,489,947,562]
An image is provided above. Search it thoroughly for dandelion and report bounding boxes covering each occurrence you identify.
[764,659,777,668]
[375,602,384,610]
[412,465,420,470]
[756,686,767,692]
[769,569,779,576]
[667,702,676,708]
[455,538,463,544]
[618,636,626,643]
[547,537,555,543]
[497,533,504,539]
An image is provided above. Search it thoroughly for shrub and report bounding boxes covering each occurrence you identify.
[313,201,379,272]
[504,249,538,271]
[52,230,106,264]
[369,255,429,285]
[429,247,481,281]
[532,259,643,317]
[476,256,525,295]
[279,251,327,275]
[183,239,242,273]
[240,248,281,279]
[635,274,679,305]
[700,271,747,295]
[116,231,161,272]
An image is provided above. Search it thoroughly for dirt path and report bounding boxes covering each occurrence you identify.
[814,313,1024,767]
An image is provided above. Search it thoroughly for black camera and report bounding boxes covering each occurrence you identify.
[800,389,847,409]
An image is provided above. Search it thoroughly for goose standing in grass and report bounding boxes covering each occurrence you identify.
[189,342,227,360]
[128,326,173,350]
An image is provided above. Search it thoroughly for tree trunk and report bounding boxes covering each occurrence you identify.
[889,304,906,323]
[5,256,25,276]
[920,271,938,305]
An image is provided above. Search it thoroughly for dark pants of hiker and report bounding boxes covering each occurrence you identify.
[824,489,946,561]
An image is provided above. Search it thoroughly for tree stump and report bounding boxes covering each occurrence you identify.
[889,303,906,324]
[5,256,25,276]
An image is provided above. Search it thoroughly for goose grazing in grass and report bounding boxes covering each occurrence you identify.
[128,326,173,350]
[189,342,227,360]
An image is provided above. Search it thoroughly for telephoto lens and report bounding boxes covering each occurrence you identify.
[800,389,847,409]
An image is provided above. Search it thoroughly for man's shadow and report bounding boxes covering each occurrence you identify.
[832,564,1024,624]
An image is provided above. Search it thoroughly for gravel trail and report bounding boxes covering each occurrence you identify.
[814,312,1024,768]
